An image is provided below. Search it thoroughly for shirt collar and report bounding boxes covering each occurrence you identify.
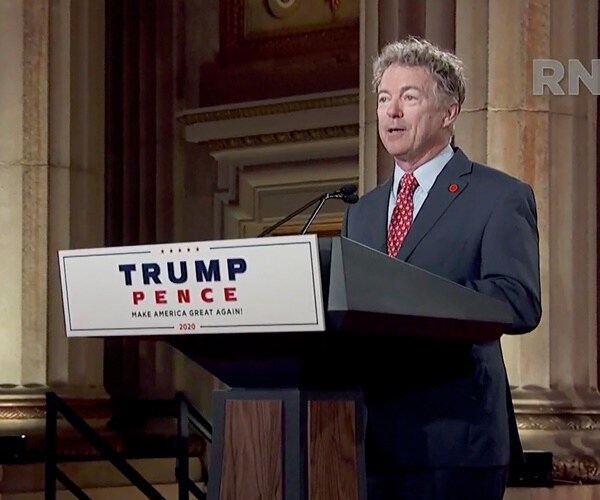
[392,144,454,196]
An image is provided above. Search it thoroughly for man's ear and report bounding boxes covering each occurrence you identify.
[442,101,460,128]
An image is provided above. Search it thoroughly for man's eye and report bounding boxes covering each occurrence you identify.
[378,95,390,103]
[404,94,417,101]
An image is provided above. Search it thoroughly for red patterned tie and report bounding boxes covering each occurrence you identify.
[387,172,418,256]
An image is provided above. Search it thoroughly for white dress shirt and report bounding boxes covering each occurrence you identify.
[387,144,455,225]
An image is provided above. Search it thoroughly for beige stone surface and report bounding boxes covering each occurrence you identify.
[506,485,600,500]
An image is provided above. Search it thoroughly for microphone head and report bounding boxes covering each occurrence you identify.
[342,193,359,204]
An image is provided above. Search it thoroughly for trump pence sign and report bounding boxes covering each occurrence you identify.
[58,235,325,336]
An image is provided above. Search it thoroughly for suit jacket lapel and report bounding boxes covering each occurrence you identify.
[366,177,392,254]
[396,148,473,261]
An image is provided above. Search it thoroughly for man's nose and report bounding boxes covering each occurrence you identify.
[386,98,403,117]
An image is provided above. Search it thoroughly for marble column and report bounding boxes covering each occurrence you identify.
[0,0,49,393]
[358,0,380,192]
[0,0,106,404]
[47,0,106,398]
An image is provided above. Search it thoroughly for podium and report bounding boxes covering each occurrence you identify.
[167,236,512,500]
[58,235,512,500]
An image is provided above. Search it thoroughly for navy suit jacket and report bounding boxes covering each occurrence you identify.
[341,147,541,468]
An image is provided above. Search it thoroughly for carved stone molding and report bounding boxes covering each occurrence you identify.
[0,397,188,420]
[179,90,358,146]
[515,413,600,483]
[178,93,358,126]
[517,413,600,431]
[208,124,358,151]
[0,397,113,420]
[554,455,600,484]
[0,402,46,420]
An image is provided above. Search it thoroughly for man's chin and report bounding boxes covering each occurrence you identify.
[385,146,410,160]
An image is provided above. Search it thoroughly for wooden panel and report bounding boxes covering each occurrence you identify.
[220,400,283,500]
[308,400,358,500]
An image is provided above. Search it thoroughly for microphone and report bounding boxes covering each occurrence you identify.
[300,184,358,235]
[328,183,358,201]
[257,183,359,237]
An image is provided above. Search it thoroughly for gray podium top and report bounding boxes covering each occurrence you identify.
[169,236,512,389]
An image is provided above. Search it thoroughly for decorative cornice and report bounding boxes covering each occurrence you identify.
[517,412,600,431]
[177,93,359,126]
[207,124,359,151]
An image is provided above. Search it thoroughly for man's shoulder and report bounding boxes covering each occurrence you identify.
[471,162,523,183]
[474,166,533,203]
[463,154,532,194]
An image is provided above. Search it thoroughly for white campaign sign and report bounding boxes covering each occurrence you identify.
[58,235,325,337]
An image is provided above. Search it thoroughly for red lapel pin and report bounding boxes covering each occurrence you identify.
[448,183,459,193]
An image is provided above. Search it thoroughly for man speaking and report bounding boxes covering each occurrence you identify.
[342,37,541,500]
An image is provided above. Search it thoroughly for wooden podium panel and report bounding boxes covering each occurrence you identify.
[308,400,360,499]
[208,390,366,500]
[220,400,283,499]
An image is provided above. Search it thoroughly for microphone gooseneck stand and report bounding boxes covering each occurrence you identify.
[258,184,359,237]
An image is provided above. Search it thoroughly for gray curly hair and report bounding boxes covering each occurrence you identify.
[372,37,466,110]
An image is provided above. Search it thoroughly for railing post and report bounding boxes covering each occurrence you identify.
[45,392,57,500]
[176,392,190,500]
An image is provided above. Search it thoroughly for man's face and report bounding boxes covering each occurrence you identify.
[377,64,455,170]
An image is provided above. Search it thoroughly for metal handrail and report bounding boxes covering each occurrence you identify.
[45,392,165,500]
[177,392,212,442]
[54,468,92,500]
[176,392,212,500]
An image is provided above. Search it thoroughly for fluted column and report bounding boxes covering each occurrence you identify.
[358,0,380,192]
[462,0,598,407]
[46,0,106,398]
[0,0,106,404]
[0,0,49,392]
[486,0,554,399]
[541,0,597,405]
[454,0,488,163]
